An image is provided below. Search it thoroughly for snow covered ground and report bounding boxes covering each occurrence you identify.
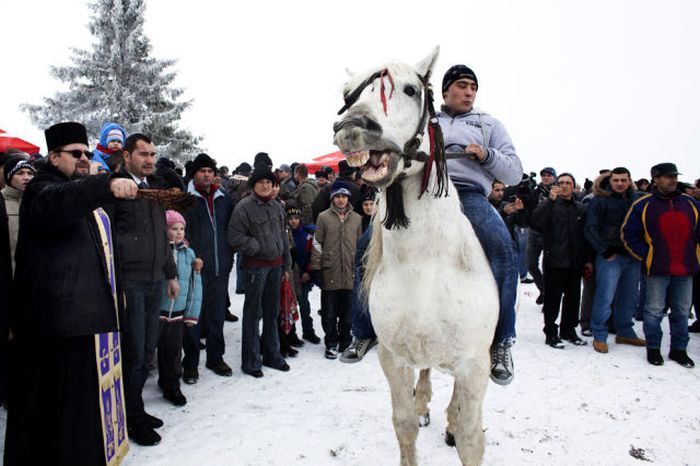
[2,280,699,465]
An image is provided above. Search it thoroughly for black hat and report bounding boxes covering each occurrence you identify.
[285,203,302,218]
[540,167,557,177]
[248,166,277,188]
[254,152,273,169]
[191,153,217,174]
[45,122,88,152]
[156,157,176,170]
[650,163,680,178]
[4,157,34,184]
[338,160,355,178]
[442,65,478,94]
[235,162,252,176]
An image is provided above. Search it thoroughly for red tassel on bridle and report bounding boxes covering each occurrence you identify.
[379,69,395,116]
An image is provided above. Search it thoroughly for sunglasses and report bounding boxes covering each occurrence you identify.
[57,149,94,160]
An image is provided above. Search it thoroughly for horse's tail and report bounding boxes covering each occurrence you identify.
[361,211,384,300]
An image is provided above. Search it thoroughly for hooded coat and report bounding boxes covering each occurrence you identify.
[92,122,127,173]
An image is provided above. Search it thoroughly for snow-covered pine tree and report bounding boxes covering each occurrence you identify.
[22,0,199,163]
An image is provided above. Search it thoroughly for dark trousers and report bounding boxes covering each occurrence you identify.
[580,272,595,331]
[241,266,284,373]
[157,319,183,390]
[527,230,545,293]
[298,282,315,335]
[183,273,229,369]
[122,280,162,423]
[542,267,582,338]
[322,289,353,350]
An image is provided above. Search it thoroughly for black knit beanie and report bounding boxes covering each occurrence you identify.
[442,65,478,93]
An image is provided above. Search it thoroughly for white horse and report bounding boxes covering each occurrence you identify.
[333,48,499,466]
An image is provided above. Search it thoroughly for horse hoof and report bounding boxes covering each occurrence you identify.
[419,413,430,427]
[444,430,455,447]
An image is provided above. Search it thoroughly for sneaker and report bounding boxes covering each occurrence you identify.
[562,334,587,346]
[340,337,378,363]
[581,328,593,337]
[647,348,664,366]
[128,419,161,446]
[490,343,514,385]
[592,340,608,353]
[303,332,322,345]
[325,345,338,360]
[182,367,199,385]
[615,335,646,347]
[545,336,565,349]
[225,310,239,322]
[143,412,164,429]
[163,387,187,406]
[668,349,695,368]
[205,360,233,377]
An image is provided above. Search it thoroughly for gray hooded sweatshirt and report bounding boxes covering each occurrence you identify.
[438,107,523,195]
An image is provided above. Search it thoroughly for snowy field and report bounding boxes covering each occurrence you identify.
[2,279,699,465]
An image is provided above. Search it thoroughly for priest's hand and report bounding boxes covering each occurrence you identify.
[110,178,138,199]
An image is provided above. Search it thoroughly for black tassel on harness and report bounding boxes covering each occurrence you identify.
[382,181,410,230]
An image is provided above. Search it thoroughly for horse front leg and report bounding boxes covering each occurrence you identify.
[452,358,490,466]
[415,368,432,427]
[378,344,419,466]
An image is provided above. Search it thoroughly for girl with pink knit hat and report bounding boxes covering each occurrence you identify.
[157,210,203,406]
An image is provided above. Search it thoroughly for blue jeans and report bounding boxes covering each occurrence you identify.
[297,281,315,335]
[122,280,162,421]
[182,273,229,369]
[643,275,692,350]
[457,187,518,345]
[591,254,640,342]
[352,226,376,340]
[241,266,284,373]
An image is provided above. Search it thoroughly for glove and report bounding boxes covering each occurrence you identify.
[311,270,324,288]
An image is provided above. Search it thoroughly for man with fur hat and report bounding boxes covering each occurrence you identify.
[106,133,179,446]
[310,181,363,359]
[181,153,235,381]
[439,64,523,385]
[228,165,292,378]
[5,122,139,464]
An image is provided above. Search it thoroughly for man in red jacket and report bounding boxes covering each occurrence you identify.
[622,163,700,368]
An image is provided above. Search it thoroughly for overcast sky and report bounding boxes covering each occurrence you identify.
[2,0,698,182]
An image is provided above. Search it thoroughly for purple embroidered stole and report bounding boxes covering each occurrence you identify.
[93,208,129,465]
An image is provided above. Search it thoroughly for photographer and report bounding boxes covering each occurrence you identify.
[489,180,528,245]
[526,167,558,304]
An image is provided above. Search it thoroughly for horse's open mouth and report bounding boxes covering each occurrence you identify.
[345,149,393,183]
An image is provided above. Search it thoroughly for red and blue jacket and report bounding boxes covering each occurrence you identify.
[621,189,700,276]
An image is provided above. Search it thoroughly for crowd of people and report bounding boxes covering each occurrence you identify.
[0,63,699,464]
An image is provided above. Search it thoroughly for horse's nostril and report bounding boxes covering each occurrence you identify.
[333,121,344,133]
[365,118,382,133]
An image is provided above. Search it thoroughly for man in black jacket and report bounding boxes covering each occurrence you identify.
[5,122,138,464]
[182,153,235,380]
[108,133,179,446]
[531,173,590,348]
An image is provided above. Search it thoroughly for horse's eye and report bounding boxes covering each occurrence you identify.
[403,85,416,97]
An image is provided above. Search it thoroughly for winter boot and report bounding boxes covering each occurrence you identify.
[647,348,664,366]
[668,349,695,368]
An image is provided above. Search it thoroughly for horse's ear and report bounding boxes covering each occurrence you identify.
[416,46,440,79]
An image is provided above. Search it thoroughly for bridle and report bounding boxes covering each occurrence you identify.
[337,68,448,198]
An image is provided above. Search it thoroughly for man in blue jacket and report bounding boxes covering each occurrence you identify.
[438,65,523,385]
[584,167,645,354]
[621,163,699,368]
[181,153,235,381]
